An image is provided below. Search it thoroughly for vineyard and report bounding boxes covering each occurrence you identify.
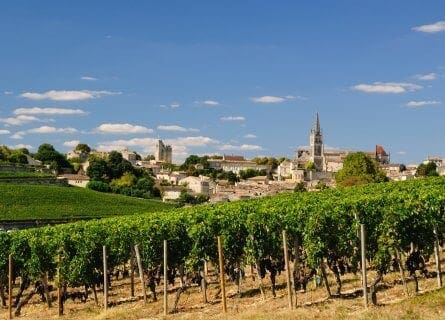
[0,171,55,179]
[0,184,174,221]
[0,177,444,318]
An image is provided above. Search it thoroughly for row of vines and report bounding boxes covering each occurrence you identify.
[1,177,445,312]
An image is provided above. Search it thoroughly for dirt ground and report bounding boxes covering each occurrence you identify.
[1,255,444,320]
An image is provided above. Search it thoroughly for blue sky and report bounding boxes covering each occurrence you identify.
[0,1,444,164]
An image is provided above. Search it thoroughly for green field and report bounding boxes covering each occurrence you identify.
[0,183,174,220]
[0,170,54,179]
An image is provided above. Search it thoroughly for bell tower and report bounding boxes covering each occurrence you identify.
[310,112,324,171]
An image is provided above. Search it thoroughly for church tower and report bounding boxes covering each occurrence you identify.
[310,112,324,171]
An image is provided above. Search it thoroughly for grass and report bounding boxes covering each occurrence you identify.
[0,183,174,220]
[0,170,55,179]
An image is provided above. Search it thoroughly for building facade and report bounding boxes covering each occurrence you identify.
[155,140,172,163]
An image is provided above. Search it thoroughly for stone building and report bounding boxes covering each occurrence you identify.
[278,113,390,184]
[155,140,172,163]
[207,155,270,174]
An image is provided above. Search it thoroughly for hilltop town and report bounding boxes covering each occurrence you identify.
[1,113,443,204]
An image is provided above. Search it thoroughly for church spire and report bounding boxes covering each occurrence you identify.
[313,112,320,134]
[310,112,324,171]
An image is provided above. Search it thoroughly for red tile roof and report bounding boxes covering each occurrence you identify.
[376,145,388,156]
[223,155,246,161]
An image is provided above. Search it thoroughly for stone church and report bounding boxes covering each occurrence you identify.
[277,113,389,184]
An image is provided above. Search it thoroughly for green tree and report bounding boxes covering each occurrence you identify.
[34,143,72,171]
[86,180,111,192]
[143,154,155,161]
[107,151,133,179]
[7,151,28,164]
[86,157,109,181]
[110,172,137,189]
[294,182,306,192]
[226,171,239,184]
[415,162,438,177]
[75,143,91,153]
[335,152,388,187]
[239,168,264,180]
[306,161,316,171]
[315,181,328,190]
[180,155,209,171]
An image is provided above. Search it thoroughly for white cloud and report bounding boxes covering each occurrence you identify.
[221,116,245,121]
[352,82,422,94]
[160,102,180,109]
[96,123,153,134]
[405,100,441,107]
[218,144,263,151]
[396,151,407,155]
[20,90,120,101]
[10,133,24,139]
[63,140,80,148]
[14,107,87,115]
[415,73,437,81]
[243,134,257,138]
[3,91,13,95]
[97,136,218,162]
[169,136,218,147]
[27,126,78,134]
[251,96,286,103]
[157,125,199,132]
[251,95,304,103]
[0,129,10,134]
[413,21,445,33]
[10,126,78,139]
[9,144,33,150]
[0,115,40,126]
[80,76,98,81]
[195,100,221,106]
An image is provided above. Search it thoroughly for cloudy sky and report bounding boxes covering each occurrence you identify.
[0,1,444,163]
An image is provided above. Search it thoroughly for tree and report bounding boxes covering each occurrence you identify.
[294,182,306,193]
[306,161,316,171]
[87,180,111,192]
[239,168,265,180]
[226,171,239,184]
[86,157,109,182]
[335,152,388,187]
[415,162,438,177]
[75,143,91,153]
[107,151,133,179]
[110,172,137,189]
[143,154,155,161]
[315,181,328,190]
[7,151,28,164]
[180,155,209,171]
[34,143,72,171]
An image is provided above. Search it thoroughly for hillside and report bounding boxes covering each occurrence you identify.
[0,184,174,221]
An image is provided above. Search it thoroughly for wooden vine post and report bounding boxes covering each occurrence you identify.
[360,224,368,308]
[201,259,207,303]
[8,254,12,320]
[163,240,168,316]
[217,236,227,313]
[394,248,408,297]
[282,230,293,309]
[293,237,300,307]
[103,245,108,311]
[134,244,147,302]
[57,250,63,316]
[130,248,135,297]
[433,226,443,288]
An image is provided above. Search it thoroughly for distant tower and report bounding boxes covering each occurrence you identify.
[310,112,324,171]
[155,140,172,163]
